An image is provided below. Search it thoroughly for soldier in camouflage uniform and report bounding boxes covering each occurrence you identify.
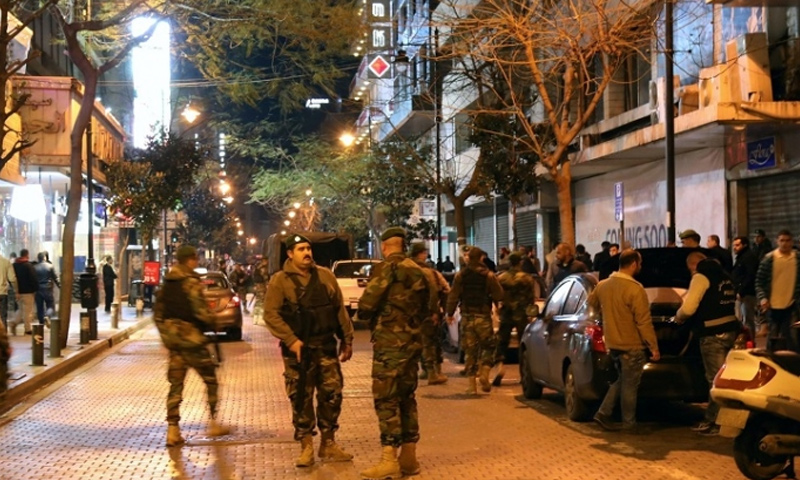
[263,234,354,468]
[447,247,504,395]
[408,242,450,385]
[154,245,230,447]
[252,257,270,325]
[493,252,538,384]
[358,227,438,480]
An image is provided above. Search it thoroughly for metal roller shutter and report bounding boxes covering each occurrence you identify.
[516,210,537,249]
[747,172,800,239]
[471,205,495,260]
[496,201,509,252]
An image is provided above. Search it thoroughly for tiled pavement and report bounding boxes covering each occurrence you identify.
[0,315,756,480]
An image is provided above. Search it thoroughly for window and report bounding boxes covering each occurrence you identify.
[543,281,572,318]
[561,283,586,316]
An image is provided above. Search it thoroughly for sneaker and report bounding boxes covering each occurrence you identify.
[593,413,621,431]
[697,424,720,436]
[691,421,714,433]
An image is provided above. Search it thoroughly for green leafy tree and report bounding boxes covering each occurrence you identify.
[175,177,238,256]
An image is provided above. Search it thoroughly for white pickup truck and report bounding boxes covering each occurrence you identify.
[331,259,381,318]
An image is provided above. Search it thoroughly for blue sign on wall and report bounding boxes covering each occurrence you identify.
[614,182,624,222]
[747,137,777,171]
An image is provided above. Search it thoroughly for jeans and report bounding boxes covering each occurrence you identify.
[736,295,758,337]
[35,287,55,324]
[597,349,647,428]
[767,307,798,352]
[699,330,737,423]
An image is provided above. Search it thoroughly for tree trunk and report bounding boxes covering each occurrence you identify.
[451,195,467,247]
[554,160,575,247]
[58,72,99,347]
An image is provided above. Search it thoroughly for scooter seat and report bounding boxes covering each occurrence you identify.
[753,349,800,376]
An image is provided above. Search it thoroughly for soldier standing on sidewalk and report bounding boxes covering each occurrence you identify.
[263,234,354,467]
[446,247,504,395]
[493,252,537,384]
[358,227,438,480]
[408,242,450,385]
[154,245,230,447]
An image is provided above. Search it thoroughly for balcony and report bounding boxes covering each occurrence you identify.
[378,93,435,142]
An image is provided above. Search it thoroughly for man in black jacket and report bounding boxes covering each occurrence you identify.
[731,236,760,338]
[9,249,38,335]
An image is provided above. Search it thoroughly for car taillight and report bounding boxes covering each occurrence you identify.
[226,296,241,309]
[713,361,777,391]
[585,324,606,353]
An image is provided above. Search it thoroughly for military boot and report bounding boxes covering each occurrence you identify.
[360,446,401,480]
[207,418,231,437]
[479,365,492,392]
[318,432,353,462]
[398,442,421,475]
[466,376,478,395]
[427,364,448,385]
[296,436,315,467]
[492,361,506,387]
[166,424,185,447]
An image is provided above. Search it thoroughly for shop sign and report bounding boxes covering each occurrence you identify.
[747,137,777,171]
[143,261,161,286]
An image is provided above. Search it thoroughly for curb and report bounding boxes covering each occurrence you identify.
[2,316,153,414]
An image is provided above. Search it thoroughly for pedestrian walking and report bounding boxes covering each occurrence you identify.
[263,234,354,467]
[34,252,59,325]
[408,242,450,385]
[251,256,270,326]
[153,245,230,447]
[446,246,504,395]
[8,249,38,335]
[755,229,800,352]
[706,234,733,272]
[228,263,250,314]
[0,252,16,330]
[731,236,761,337]
[575,244,592,270]
[592,241,611,272]
[357,227,438,479]
[493,252,537,384]
[754,228,773,261]
[589,249,660,433]
[102,255,118,313]
[544,243,587,292]
[679,229,701,248]
[675,252,741,436]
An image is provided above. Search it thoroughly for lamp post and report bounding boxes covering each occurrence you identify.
[79,120,99,342]
[664,0,676,244]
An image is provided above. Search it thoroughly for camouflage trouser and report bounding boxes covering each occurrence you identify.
[372,345,422,447]
[420,317,443,372]
[166,348,219,425]
[495,308,528,363]
[282,345,344,441]
[461,313,495,376]
[252,291,266,325]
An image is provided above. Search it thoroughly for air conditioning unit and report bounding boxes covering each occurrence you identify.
[699,64,735,107]
[726,33,773,102]
[649,75,680,123]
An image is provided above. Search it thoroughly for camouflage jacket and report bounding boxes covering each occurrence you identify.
[153,263,215,349]
[446,261,504,316]
[497,266,536,312]
[358,252,438,348]
[411,257,450,315]
[263,259,354,348]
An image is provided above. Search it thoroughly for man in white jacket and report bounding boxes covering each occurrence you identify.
[0,253,17,331]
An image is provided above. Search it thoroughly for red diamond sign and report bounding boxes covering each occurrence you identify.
[367,54,390,79]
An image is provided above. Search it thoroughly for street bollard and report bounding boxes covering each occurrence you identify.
[31,324,45,366]
[49,317,61,358]
[111,302,119,329]
[80,312,90,344]
[89,309,98,341]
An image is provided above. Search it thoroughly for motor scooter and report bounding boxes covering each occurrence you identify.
[712,348,800,480]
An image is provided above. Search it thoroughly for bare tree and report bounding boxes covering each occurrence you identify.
[436,0,659,245]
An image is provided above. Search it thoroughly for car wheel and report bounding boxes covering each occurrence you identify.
[226,327,243,341]
[564,364,591,422]
[733,419,790,480]
[520,350,543,399]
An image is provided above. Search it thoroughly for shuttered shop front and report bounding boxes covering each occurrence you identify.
[747,172,800,239]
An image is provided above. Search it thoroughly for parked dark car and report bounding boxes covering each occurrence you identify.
[199,271,244,341]
[519,247,748,421]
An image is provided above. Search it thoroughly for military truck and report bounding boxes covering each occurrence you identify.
[263,232,353,275]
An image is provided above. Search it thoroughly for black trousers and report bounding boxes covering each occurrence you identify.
[104,284,114,312]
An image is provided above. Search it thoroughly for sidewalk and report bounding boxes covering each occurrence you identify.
[3,303,152,413]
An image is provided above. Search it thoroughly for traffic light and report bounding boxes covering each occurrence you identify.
[171,233,178,243]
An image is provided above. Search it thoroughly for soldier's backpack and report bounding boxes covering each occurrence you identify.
[153,282,209,350]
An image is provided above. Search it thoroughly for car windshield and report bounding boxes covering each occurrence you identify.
[334,262,376,278]
[201,275,229,289]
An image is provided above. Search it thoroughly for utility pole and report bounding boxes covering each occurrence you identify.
[665,0,676,244]
[79,120,99,341]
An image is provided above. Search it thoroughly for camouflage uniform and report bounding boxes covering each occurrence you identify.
[411,257,450,374]
[446,261,504,376]
[154,263,219,426]
[263,259,354,441]
[358,252,438,447]
[252,259,270,325]
[495,266,536,363]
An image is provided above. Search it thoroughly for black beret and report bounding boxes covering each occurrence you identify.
[380,227,406,242]
[285,233,310,249]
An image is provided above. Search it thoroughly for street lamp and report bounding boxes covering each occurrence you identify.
[340,132,355,147]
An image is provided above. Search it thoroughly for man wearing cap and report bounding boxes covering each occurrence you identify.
[408,241,450,385]
[358,227,438,479]
[754,229,773,261]
[154,245,230,447]
[263,233,354,467]
[447,246,504,395]
[494,252,538,384]
[679,229,701,248]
